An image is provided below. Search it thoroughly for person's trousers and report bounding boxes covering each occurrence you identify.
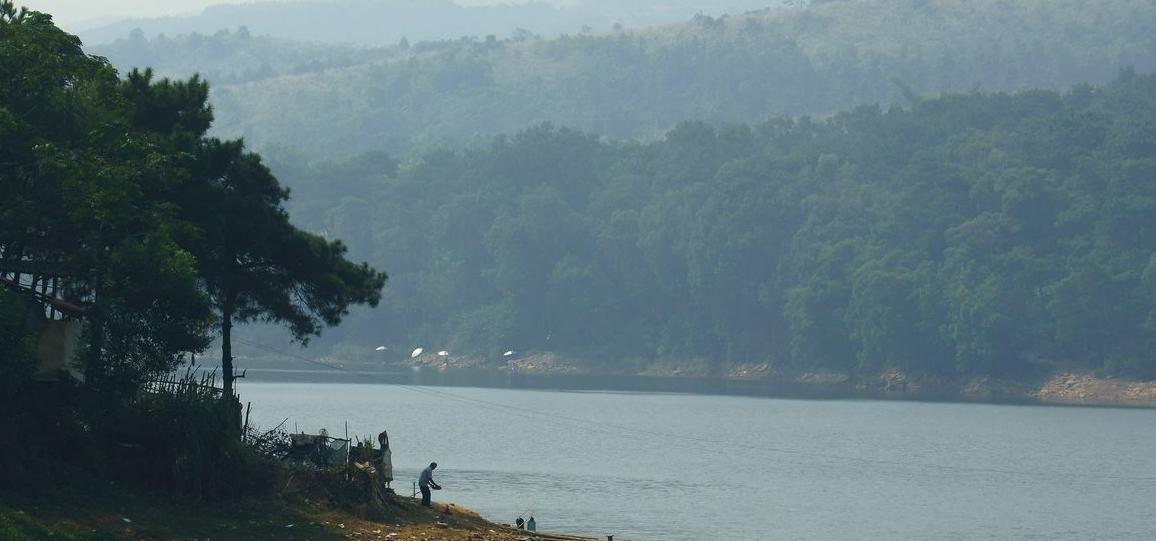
[420,485,431,506]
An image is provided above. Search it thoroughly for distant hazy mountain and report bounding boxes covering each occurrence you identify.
[94,28,395,85]
[77,0,786,46]
[93,0,1155,159]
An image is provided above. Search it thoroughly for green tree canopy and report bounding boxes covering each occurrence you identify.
[0,3,211,392]
[273,74,1156,378]
[1,4,387,402]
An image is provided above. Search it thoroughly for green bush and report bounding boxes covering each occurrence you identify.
[100,370,274,499]
[0,291,56,487]
[0,290,33,409]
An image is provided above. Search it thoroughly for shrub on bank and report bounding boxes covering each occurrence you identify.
[0,365,276,499]
[99,370,275,500]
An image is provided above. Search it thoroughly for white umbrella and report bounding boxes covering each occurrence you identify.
[411,347,424,358]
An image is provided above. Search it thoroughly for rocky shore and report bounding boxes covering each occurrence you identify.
[397,352,1156,408]
[1033,372,1156,406]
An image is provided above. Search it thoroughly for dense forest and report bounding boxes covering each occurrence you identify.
[269,73,1156,378]
[0,3,383,411]
[92,0,1156,158]
[0,3,390,492]
[11,0,1156,383]
[77,0,783,47]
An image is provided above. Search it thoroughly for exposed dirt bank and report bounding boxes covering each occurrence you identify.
[0,471,592,541]
[1033,372,1156,406]
[785,369,1156,407]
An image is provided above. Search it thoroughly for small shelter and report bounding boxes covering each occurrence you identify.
[285,431,350,468]
[0,258,90,382]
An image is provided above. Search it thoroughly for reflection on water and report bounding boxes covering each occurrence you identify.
[239,382,1156,541]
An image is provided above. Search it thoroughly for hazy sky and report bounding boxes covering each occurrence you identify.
[20,0,561,26]
[21,0,253,25]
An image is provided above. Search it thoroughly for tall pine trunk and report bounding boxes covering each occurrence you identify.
[221,290,234,400]
[219,286,242,433]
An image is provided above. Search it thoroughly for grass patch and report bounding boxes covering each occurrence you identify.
[0,481,349,541]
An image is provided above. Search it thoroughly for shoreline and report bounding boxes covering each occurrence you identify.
[209,359,1156,409]
[1,475,596,541]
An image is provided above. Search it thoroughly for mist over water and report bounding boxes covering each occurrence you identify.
[240,383,1156,541]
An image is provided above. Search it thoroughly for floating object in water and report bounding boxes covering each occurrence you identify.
[438,350,449,356]
[375,346,387,351]
[411,348,423,358]
[503,350,515,356]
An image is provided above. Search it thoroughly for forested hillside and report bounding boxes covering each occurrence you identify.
[80,0,1156,378]
[271,73,1156,378]
[94,0,1156,158]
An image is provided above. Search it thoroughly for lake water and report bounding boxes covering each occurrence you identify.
[238,382,1156,541]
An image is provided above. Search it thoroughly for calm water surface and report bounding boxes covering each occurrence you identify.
[238,382,1156,541]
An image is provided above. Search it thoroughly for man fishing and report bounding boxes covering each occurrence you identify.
[418,462,441,507]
